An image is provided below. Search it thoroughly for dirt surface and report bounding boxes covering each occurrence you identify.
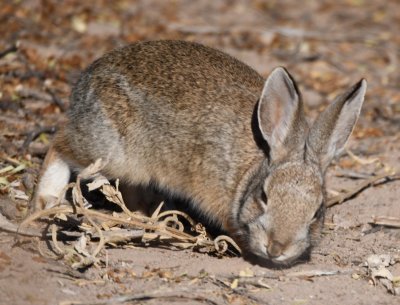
[1,1,400,304]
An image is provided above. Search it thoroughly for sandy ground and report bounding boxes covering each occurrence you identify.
[0,1,399,304]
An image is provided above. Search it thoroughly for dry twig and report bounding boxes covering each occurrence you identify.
[369,216,400,228]
[345,149,381,165]
[59,287,222,305]
[327,173,400,208]
[0,211,42,237]
[0,43,18,59]
[21,126,57,153]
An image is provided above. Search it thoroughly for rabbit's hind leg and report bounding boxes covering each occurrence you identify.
[32,145,71,211]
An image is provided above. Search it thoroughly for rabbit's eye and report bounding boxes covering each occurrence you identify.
[260,190,268,205]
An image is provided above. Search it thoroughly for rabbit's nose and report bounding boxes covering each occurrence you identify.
[267,241,284,258]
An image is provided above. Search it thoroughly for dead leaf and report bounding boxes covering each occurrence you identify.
[86,175,110,192]
[366,254,399,295]
[230,278,239,289]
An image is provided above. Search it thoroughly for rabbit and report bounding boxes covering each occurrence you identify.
[34,40,367,265]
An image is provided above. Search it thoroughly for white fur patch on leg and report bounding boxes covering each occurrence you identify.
[36,157,71,208]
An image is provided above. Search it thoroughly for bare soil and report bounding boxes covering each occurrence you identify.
[0,1,399,304]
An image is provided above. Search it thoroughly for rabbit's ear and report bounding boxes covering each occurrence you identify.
[257,67,307,161]
[307,79,367,171]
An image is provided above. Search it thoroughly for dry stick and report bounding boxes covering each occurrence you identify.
[20,126,57,153]
[59,287,222,305]
[326,173,400,208]
[221,269,351,283]
[345,149,381,165]
[0,153,21,167]
[0,209,85,239]
[0,211,42,237]
[73,174,105,258]
[21,181,75,230]
[284,269,350,278]
[51,223,65,255]
[97,229,144,243]
[369,216,400,228]
[0,43,18,59]
[22,205,157,232]
[334,169,375,180]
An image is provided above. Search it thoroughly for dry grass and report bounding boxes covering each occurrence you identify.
[17,159,241,269]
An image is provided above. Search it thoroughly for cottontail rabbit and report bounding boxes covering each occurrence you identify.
[34,40,366,265]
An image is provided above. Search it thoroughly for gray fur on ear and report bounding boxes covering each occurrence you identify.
[257,67,308,161]
[307,79,367,170]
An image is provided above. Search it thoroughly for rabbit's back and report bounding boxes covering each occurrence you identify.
[61,41,265,221]
[71,40,263,120]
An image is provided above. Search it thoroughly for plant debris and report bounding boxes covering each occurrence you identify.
[16,159,241,269]
[369,216,400,229]
[365,254,400,295]
[326,172,400,208]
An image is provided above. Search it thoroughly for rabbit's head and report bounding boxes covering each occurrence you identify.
[230,68,367,265]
